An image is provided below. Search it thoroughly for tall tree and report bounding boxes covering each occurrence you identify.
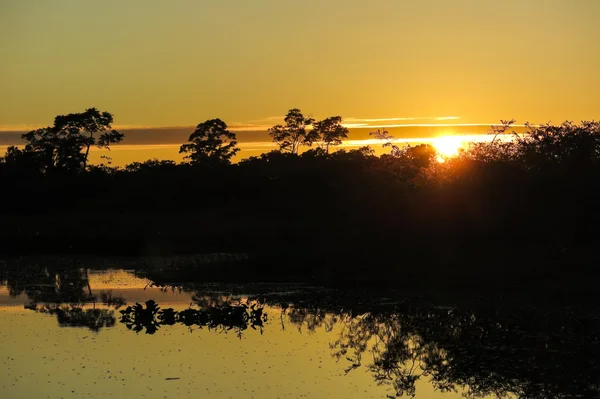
[312,116,349,154]
[19,108,123,173]
[53,108,123,169]
[268,108,315,154]
[179,118,239,166]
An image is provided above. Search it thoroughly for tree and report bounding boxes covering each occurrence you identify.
[125,159,178,173]
[0,145,46,176]
[18,108,123,173]
[268,108,315,154]
[404,144,437,168]
[179,118,239,166]
[370,129,402,157]
[312,116,349,154]
[54,108,123,169]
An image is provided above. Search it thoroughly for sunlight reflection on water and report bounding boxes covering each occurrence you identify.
[0,268,517,399]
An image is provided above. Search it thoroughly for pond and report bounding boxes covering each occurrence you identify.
[1,263,598,398]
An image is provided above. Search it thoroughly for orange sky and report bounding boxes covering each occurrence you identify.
[1,0,599,133]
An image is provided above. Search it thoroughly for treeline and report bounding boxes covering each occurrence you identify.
[0,107,351,174]
[1,107,600,292]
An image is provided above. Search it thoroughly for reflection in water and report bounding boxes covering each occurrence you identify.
[31,304,116,331]
[1,263,126,332]
[3,264,95,304]
[119,299,266,336]
[118,294,600,399]
[2,264,600,398]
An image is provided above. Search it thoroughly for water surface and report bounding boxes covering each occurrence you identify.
[1,265,596,398]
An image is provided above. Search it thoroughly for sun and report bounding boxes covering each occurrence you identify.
[433,135,464,161]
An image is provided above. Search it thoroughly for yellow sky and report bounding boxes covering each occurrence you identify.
[1,0,599,130]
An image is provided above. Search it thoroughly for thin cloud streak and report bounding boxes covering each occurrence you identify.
[246,115,462,126]
[247,116,285,123]
[0,124,272,133]
[227,123,273,131]
[345,123,529,129]
[344,116,460,123]
[339,133,517,147]
[345,117,420,122]
[0,124,45,132]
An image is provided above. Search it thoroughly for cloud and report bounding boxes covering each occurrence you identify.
[344,116,460,123]
[227,123,273,131]
[0,124,45,132]
[0,124,195,132]
[246,115,463,126]
[345,123,529,129]
[344,117,420,123]
[338,116,467,128]
[434,116,461,120]
[113,124,193,130]
[248,116,285,123]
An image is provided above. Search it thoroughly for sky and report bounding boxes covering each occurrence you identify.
[1,0,599,130]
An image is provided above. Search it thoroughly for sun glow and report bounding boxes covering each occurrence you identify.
[433,135,465,162]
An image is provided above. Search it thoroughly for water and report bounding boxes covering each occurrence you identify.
[1,265,597,398]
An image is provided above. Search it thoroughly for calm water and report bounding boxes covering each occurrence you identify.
[1,264,598,398]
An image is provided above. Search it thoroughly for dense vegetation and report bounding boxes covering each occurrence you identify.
[1,108,600,294]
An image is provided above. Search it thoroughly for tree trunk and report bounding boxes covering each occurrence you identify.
[84,268,93,297]
[83,132,93,170]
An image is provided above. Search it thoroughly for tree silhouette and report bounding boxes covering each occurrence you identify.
[312,116,349,154]
[268,108,315,154]
[0,144,47,176]
[370,129,402,157]
[465,120,600,171]
[179,118,239,166]
[7,108,123,173]
[124,158,178,173]
[404,144,437,168]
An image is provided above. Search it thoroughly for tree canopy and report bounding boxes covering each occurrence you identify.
[268,108,315,154]
[179,118,239,166]
[4,107,123,174]
[312,116,349,153]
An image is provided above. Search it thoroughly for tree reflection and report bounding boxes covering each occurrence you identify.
[1,263,124,331]
[112,294,600,399]
[32,304,116,331]
[119,299,267,337]
[286,307,338,333]
[330,312,443,397]
[99,290,126,309]
[327,305,600,398]
[3,264,95,304]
